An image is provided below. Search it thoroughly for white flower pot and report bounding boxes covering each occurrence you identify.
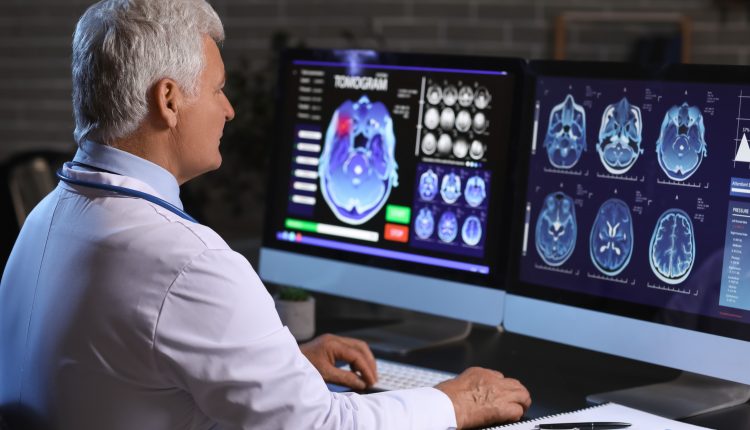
[275,296,316,341]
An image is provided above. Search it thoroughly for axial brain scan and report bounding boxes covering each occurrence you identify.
[458,86,474,107]
[318,95,399,225]
[535,191,577,266]
[438,210,459,243]
[440,108,456,130]
[440,172,462,204]
[414,207,435,239]
[419,168,439,201]
[649,208,696,284]
[461,215,483,246]
[544,94,587,169]
[655,102,708,181]
[426,85,442,105]
[464,175,486,207]
[421,133,437,155]
[597,97,643,175]
[589,198,634,276]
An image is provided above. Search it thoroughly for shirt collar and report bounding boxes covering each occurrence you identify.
[72,140,183,210]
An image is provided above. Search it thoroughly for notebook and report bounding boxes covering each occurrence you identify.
[486,402,713,429]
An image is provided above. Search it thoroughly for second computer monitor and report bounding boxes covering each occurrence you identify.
[259,49,526,325]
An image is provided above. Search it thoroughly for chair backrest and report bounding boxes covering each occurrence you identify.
[8,156,56,227]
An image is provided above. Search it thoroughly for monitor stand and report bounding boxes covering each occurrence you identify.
[339,313,473,355]
[587,372,750,419]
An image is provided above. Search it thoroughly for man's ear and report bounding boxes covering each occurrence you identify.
[152,78,182,129]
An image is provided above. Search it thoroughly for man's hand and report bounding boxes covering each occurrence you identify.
[436,367,531,429]
[300,334,378,391]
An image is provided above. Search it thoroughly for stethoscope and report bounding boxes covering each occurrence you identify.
[55,162,198,223]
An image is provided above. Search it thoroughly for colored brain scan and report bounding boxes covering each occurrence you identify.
[424,107,439,130]
[440,108,455,130]
[418,168,439,201]
[461,215,483,246]
[544,94,587,169]
[474,87,491,109]
[458,86,474,107]
[456,110,472,133]
[426,85,442,105]
[440,172,462,204]
[453,138,469,159]
[437,134,453,154]
[438,210,459,243]
[421,133,436,155]
[443,86,458,106]
[414,207,435,239]
[469,140,485,160]
[535,191,577,266]
[597,97,643,175]
[649,208,696,285]
[464,175,487,207]
[318,95,399,225]
[655,102,708,181]
[589,199,634,276]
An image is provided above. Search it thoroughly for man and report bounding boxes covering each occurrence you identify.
[0,0,531,429]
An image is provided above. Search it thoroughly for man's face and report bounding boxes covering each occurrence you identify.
[174,35,235,183]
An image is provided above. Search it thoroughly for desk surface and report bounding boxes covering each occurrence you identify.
[319,317,750,430]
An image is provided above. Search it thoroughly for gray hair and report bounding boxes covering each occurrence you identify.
[72,0,225,145]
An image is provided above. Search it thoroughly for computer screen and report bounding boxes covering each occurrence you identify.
[505,61,750,386]
[259,49,525,325]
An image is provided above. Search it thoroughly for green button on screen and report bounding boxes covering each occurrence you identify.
[385,205,411,224]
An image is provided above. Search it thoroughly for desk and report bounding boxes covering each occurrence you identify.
[319,316,750,429]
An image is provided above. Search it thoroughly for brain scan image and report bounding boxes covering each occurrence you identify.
[544,94,587,169]
[453,138,469,159]
[319,95,399,225]
[597,97,643,175]
[414,207,435,239]
[443,86,458,106]
[461,215,483,246]
[456,110,472,133]
[440,108,456,130]
[535,192,577,266]
[438,210,459,243]
[589,199,633,276]
[421,133,437,155]
[437,134,453,155]
[424,107,439,130]
[469,140,485,160]
[440,172,462,204]
[426,85,442,105]
[458,86,474,107]
[473,112,488,133]
[649,208,696,284]
[464,175,486,207]
[655,102,708,181]
[418,168,439,201]
[474,87,491,109]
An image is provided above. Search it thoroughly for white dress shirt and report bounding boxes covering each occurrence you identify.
[0,140,457,430]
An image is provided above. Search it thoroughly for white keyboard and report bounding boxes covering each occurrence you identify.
[371,358,456,391]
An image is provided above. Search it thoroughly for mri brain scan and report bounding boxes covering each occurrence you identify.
[440,172,462,204]
[456,110,472,133]
[469,140,485,160]
[318,95,399,225]
[437,134,453,154]
[421,133,436,155]
[597,97,643,175]
[418,168,439,201]
[473,112,488,133]
[535,191,577,266]
[440,108,456,130]
[474,87,491,109]
[464,175,487,208]
[424,107,439,130]
[461,215,483,246]
[649,208,696,285]
[589,199,633,276]
[544,95,587,169]
[443,86,458,106]
[414,207,435,239]
[453,138,469,158]
[438,210,459,243]
[656,102,708,181]
[458,86,474,107]
[426,85,442,105]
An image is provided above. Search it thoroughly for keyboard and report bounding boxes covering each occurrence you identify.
[371,358,456,391]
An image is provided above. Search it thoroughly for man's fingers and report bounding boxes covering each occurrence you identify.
[338,337,377,382]
[324,366,367,390]
[336,344,377,387]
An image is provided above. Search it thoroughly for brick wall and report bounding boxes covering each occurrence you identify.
[1,0,749,237]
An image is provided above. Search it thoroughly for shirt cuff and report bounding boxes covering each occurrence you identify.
[409,387,458,429]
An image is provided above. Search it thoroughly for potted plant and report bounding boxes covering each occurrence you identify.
[274,287,315,341]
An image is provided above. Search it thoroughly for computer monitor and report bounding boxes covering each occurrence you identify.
[259,49,526,351]
[505,60,750,417]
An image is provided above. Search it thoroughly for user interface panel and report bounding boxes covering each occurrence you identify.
[265,50,522,286]
[518,66,750,336]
